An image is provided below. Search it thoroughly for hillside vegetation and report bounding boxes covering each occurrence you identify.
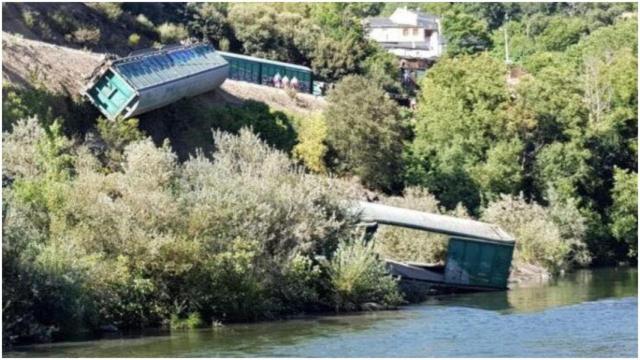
[2,2,637,347]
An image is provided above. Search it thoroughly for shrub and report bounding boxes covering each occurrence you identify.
[128,33,141,47]
[71,27,101,46]
[92,3,123,21]
[373,187,452,264]
[157,23,189,44]
[481,194,589,273]
[292,113,328,173]
[136,14,155,30]
[21,10,37,28]
[50,11,76,34]
[2,121,403,345]
[95,117,144,172]
[170,312,203,330]
[328,239,402,311]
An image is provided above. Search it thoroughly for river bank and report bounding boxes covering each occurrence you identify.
[6,267,637,358]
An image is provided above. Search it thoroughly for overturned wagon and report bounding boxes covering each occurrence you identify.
[353,201,515,292]
[84,43,229,120]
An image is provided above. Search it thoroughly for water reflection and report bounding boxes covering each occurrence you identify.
[426,267,637,314]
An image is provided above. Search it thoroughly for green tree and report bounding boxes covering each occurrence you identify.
[406,53,514,211]
[442,5,492,56]
[609,168,638,258]
[325,75,404,192]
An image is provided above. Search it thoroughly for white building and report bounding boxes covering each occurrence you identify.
[364,8,445,70]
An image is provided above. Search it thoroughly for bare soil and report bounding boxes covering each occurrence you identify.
[2,31,105,98]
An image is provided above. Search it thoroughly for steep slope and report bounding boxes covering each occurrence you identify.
[2,32,104,97]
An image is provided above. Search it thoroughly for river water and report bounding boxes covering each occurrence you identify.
[8,267,638,357]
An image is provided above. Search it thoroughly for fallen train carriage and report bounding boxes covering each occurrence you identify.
[218,51,314,94]
[84,43,229,120]
[353,201,515,292]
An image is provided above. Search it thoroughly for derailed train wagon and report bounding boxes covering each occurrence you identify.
[84,43,229,120]
[353,201,515,292]
[218,51,314,94]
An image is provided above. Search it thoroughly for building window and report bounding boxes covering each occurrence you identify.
[403,28,409,36]
[424,29,433,38]
[413,28,418,35]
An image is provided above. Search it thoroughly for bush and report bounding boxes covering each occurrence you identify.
[170,312,203,330]
[128,33,141,47]
[136,14,155,30]
[373,187,453,264]
[70,27,101,46]
[21,10,37,28]
[482,194,590,273]
[292,113,328,173]
[157,22,189,44]
[3,120,382,344]
[328,238,402,311]
[92,3,123,21]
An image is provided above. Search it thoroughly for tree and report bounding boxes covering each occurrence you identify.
[185,2,235,49]
[609,168,638,258]
[406,53,514,211]
[325,75,404,192]
[441,6,492,56]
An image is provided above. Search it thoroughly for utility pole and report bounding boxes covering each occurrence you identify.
[504,13,511,65]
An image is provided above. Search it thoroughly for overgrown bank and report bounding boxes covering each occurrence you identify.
[2,118,400,347]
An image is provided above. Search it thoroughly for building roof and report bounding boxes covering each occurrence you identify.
[111,43,227,90]
[352,201,515,244]
[217,51,312,72]
[366,9,439,29]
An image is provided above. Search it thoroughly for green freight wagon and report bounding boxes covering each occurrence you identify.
[218,51,314,93]
[353,201,516,291]
[84,43,229,120]
[444,236,514,289]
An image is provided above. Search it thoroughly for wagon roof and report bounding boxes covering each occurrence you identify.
[217,51,312,72]
[111,43,227,90]
[352,201,515,244]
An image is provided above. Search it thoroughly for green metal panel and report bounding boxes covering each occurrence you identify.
[87,70,136,119]
[444,237,514,289]
[219,51,313,93]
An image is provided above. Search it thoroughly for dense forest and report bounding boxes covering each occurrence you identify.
[2,2,637,347]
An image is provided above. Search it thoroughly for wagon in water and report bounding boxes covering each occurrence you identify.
[352,201,515,295]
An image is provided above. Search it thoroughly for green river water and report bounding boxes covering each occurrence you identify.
[7,267,638,357]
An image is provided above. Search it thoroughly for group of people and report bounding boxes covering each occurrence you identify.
[271,73,299,90]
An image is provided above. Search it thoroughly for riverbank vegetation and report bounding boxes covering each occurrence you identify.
[2,1,637,347]
[2,118,399,345]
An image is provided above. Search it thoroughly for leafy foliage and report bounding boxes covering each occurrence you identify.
[328,239,402,311]
[325,75,405,192]
[2,119,401,345]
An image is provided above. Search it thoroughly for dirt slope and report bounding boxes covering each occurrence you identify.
[2,31,104,97]
[2,32,325,114]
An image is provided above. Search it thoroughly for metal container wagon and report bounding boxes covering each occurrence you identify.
[84,43,229,120]
[218,51,313,94]
[353,201,515,292]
